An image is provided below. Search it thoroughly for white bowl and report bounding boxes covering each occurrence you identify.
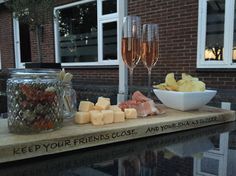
[153,89,217,111]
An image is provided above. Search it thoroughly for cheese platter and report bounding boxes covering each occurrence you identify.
[0,105,235,164]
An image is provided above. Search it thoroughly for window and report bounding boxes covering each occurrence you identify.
[197,0,235,68]
[54,0,125,66]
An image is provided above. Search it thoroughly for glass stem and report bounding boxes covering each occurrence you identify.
[129,68,134,99]
[148,68,152,98]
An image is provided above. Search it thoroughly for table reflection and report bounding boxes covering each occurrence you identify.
[0,122,236,176]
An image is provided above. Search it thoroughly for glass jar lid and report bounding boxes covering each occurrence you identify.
[9,69,60,79]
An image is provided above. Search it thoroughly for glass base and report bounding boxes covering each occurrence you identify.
[8,118,63,134]
[63,111,76,119]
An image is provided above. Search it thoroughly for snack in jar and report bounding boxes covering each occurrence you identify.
[7,69,63,134]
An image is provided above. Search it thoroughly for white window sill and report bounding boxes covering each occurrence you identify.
[196,68,236,72]
[197,64,236,69]
[61,62,119,69]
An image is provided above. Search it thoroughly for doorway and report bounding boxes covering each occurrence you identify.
[13,18,31,68]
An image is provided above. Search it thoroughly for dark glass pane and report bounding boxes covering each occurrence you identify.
[103,22,117,60]
[205,0,225,61]
[233,2,236,62]
[58,1,98,63]
[19,21,31,62]
[102,0,117,15]
[201,157,219,175]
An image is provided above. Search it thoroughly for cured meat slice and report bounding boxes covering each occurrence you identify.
[119,91,161,117]
[135,100,160,117]
[119,100,138,111]
[132,91,150,102]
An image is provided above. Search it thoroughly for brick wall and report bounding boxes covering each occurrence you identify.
[129,0,198,86]
[0,0,236,104]
[129,0,236,105]
[0,7,14,68]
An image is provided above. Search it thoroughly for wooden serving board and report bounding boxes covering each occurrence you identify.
[0,105,235,164]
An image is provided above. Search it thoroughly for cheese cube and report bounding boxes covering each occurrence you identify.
[98,97,110,102]
[124,108,138,119]
[109,105,122,112]
[74,112,90,124]
[114,111,125,123]
[101,110,114,124]
[79,101,94,112]
[90,110,104,125]
[94,105,104,111]
[95,97,111,110]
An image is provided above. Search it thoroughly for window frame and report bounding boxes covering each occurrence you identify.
[54,0,123,67]
[0,49,2,69]
[197,0,235,68]
[13,17,25,68]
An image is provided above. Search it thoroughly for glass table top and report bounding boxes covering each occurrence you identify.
[1,122,236,176]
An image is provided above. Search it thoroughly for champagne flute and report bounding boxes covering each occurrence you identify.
[141,24,159,98]
[121,16,141,98]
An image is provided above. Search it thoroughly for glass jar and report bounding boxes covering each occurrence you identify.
[62,81,77,118]
[7,69,63,134]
